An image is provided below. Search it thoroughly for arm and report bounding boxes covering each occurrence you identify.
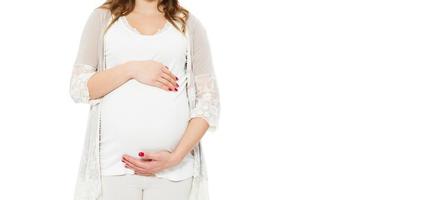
[170,14,221,163]
[87,64,133,100]
[69,8,105,105]
[69,9,179,104]
[69,8,133,105]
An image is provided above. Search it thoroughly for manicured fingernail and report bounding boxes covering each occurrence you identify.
[139,152,144,157]
[175,88,178,91]
[176,77,179,80]
[176,83,179,87]
[168,88,172,91]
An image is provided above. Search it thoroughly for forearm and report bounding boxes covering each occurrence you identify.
[87,63,133,100]
[170,117,210,163]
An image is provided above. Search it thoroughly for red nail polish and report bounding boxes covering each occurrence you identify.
[139,152,144,157]
[168,88,172,91]
[176,77,179,80]
[175,88,178,91]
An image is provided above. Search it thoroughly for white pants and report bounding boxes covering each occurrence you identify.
[101,174,193,200]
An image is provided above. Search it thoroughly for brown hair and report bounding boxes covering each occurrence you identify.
[98,0,189,33]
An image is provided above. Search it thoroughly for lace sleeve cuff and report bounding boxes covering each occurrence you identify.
[69,64,102,106]
[189,74,220,133]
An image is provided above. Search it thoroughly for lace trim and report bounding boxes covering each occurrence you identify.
[189,74,220,132]
[74,105,102,200]
[69,64,102,106]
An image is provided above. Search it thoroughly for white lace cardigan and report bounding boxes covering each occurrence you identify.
[69,8,220,200]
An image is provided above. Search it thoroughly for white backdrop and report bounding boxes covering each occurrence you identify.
[0,0,422,199]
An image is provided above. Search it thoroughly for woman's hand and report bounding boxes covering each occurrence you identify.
[121,150,182,176]
[125,60,180,91]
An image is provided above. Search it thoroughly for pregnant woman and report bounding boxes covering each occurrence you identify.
[69,0,220,200]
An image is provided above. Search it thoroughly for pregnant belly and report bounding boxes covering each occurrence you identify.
[100,80,190,154]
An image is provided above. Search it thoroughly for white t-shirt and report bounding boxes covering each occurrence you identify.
[99,16,194,181]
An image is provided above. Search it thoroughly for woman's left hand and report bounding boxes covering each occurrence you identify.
[122,150,181,176]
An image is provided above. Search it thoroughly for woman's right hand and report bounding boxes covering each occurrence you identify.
[126,60,179,91]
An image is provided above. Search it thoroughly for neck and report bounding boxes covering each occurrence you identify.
[134,0,161,14]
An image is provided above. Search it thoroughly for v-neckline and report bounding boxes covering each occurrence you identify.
[120,16,170,37]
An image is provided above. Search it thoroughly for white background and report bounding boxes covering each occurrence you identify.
[0,0,422,199]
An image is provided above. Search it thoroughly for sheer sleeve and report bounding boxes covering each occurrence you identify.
[69,9,104,106]
[188,15,221,132]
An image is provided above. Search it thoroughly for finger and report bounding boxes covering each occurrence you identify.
[160,72,178,89]
[157,77,173,90]
[122,154,150,169]
[141,152,160,160]
[124,161,151,173]
[123,158,152,172]
[138,151,153,161]
[157,77,177,91]
[153,80,171,91]
[161,66,178,82]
